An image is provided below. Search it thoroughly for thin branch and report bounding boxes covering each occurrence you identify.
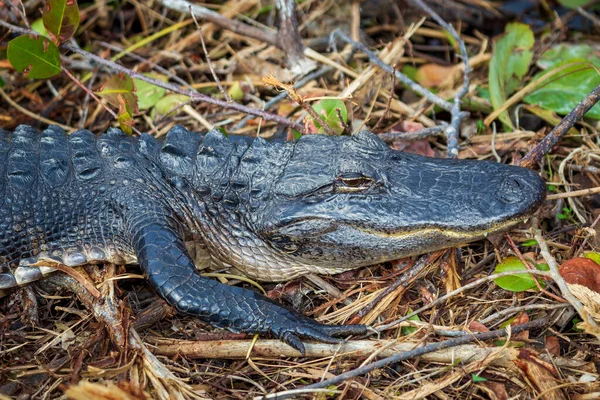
[409,0,472,157]
[262,317,550,399]
[96,41,195,90]
[189,6,230,102]
[329,28,469,157]
[376,269,551,332]
[532,222,600,335]
[263,74,336,135]
[157,0,278,47]
[377,125,446,142]
[520,83,600,168]
[0,20,304,132]
[63,68,118,120]
[330,30,453,111]
[371,65,397,133]
[233,67,333,131]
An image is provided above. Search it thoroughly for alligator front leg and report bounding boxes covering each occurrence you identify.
[132,221,366,354]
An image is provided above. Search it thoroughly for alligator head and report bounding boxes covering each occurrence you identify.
[169,128,546,281]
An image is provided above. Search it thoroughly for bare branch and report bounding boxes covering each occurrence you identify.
[157,0,278,47]
[0,20,305,132]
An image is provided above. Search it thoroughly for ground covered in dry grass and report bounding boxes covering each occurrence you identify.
[2,0,600,399]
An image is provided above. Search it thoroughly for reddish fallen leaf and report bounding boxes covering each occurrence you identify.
[545,336,560,356]
[559,258,600,293]
[415,63,455,88]
[483,381,509,400]
[469,321,490,332]
[418,284,436,305]
[512,313,530,341]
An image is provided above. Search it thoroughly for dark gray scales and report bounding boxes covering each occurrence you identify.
[0,124,546,353]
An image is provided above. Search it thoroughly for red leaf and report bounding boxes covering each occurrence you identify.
[559,258,600,293]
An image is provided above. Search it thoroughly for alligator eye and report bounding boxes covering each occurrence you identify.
[335,173,374,192]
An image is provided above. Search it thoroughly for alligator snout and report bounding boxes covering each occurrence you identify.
[494,167,546,217]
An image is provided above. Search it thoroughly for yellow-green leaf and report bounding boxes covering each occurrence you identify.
[96,73,138,116]
[133,73,167,110]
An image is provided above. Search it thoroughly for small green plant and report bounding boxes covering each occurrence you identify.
[311,99,348,134]
[557,206,573,220]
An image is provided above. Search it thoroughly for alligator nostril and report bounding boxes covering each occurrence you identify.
[498,177,523,204]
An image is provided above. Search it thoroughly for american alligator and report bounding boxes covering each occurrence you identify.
[0,125,546,352]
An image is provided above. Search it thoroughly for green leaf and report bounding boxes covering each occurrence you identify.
[133,73,167,110]
[96,73,138,116]
[472,374,487,382]
[521,239,538,247]
[584,252,600,265]
[228,81,245,102]
[488,22,534,129]
[401,310,421,336]
[494,256,545,292]
[42,0,80,44]
[311,99,348,134]
[536,44,600,70]
[117,109,134,135]
[558,0,593,8]
[524,59,600,119]
[31,18,51,38]
[7,35,61,79]
[154,94,190,116]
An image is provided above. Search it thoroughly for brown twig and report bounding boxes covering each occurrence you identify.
[504,232,566,303]
[62,68,116,120]
[0,19,305,132]
[372,66,397,133]
[157,0,278,47]
[263,74,337,135]
[520,83,600,168]
[276,0,314,73]
[377,125,446,142]
[189,6,230,102]
[264,317,550,399]
[376,269,551,332]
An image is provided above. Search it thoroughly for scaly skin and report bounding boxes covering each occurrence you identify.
[0,125,546,353]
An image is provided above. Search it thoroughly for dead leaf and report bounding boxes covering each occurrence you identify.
[415,64,455,88]
[483,381,509,400]
[469,321,490,332]
[514,348,566,400]
[560,258,600,293]
[545,336,560,356]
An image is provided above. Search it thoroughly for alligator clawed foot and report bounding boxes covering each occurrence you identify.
[274,319,367,355]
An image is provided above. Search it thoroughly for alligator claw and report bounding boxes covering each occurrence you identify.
[272,315,367,355]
